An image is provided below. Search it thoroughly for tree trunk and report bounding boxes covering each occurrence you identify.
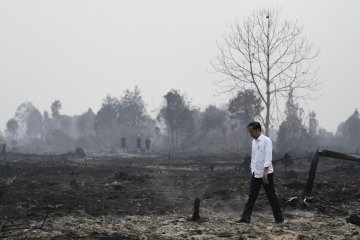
[265,100,270,136]
[265,13,271,137]
[171,129,175,153]
[175,130,178,152]
[222,130,228,150]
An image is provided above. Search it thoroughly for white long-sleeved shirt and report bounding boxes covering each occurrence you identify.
[250,133,274,178]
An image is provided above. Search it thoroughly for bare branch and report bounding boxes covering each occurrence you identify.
[212,8,319,134]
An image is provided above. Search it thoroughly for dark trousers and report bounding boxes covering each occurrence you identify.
[241,173,283,222]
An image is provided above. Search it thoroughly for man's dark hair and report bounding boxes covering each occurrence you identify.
[247,122,261,131]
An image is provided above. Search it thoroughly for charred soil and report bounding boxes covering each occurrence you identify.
[0,153,359,239]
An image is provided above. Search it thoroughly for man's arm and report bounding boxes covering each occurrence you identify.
[264,138,273,168]
[262,139,272,184]
[263,167,269,184]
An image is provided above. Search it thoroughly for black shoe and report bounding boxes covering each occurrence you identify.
[236,218,250,224]
[275,217,285,224]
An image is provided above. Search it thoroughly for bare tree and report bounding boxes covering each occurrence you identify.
[212,8,319,136]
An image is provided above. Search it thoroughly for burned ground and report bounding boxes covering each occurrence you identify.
[0,153,359,239]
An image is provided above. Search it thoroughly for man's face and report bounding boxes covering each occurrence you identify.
[248,126,261,139]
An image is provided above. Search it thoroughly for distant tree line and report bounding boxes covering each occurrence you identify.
[1,85,359,154]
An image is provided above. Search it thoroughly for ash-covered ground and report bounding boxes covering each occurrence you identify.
[0,152,359,239]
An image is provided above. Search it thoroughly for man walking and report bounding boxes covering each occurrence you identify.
[238,122,284,224]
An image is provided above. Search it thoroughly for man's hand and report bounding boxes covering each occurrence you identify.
[2,177,16,186]
[262,168,269,185]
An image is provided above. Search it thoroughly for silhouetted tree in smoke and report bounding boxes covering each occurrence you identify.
[308,111,318,136]
[94,95,118,132]
[335,109,360,151]
[228,90,263,128]
[94,95,118,147]
[59,115,76,138]
[94,87,151,149]
[26,108,43,138]
[14,102,42,138]
[318,128,333,148]
[201,105,227,133]
[117,86,147,128]
[157,89,194,152]
[41,111,50,138]
[277,90,307,153]
[277,90,319,153]
[51,100,62,118]
[6,118,18,144]
[77,108,95,137]
[200,105,228,149]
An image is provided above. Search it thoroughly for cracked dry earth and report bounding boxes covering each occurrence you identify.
[0,153,359,239]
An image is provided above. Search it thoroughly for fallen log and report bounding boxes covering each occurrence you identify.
[305,149,360,194]
[319,150,360,163]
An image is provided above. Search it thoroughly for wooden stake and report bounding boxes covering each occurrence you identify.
[304,148,320,194]
[191,198,200,221]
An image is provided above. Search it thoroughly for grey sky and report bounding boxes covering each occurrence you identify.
[0,0,359,133]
